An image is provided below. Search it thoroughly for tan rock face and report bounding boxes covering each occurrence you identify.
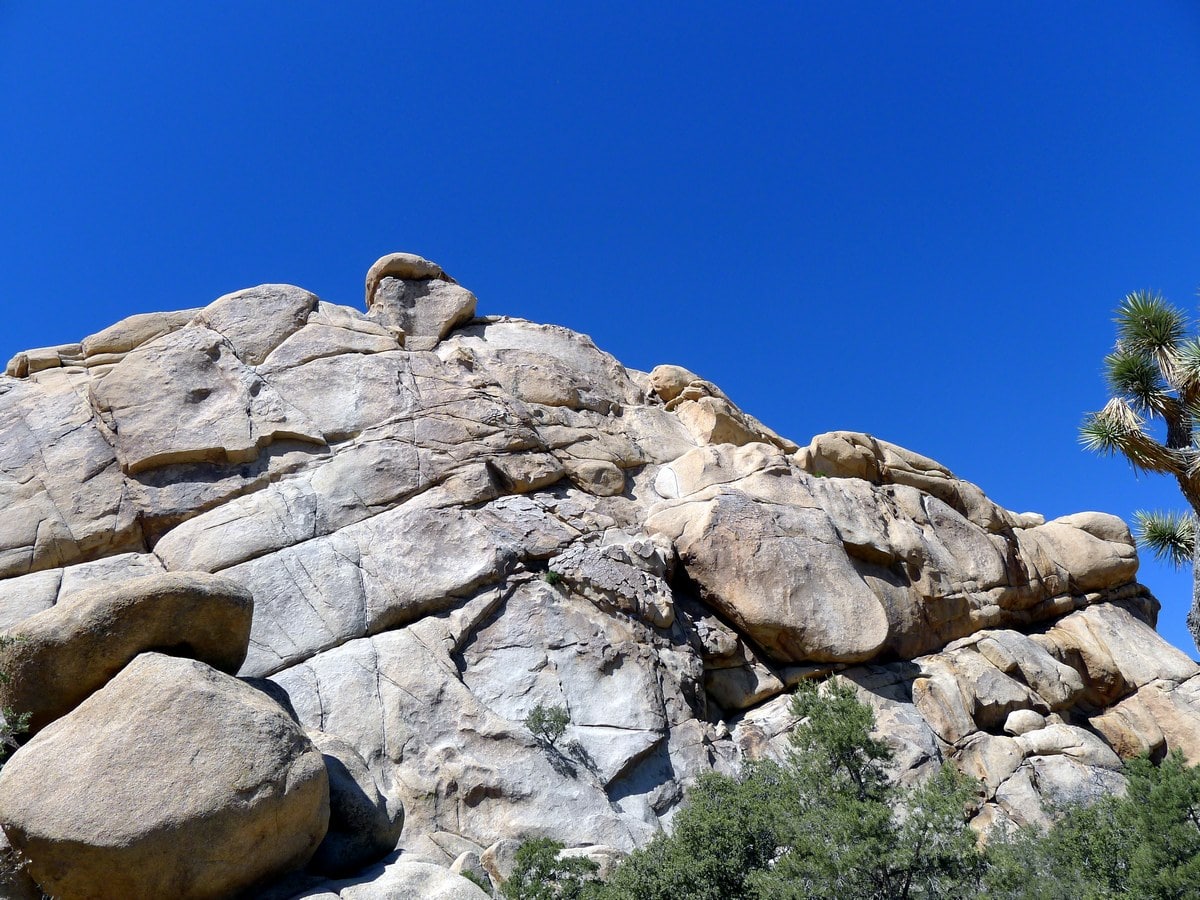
[650,489,891,663]
[195,283,319,366]
[0,571,253,732]
[365,252,453,306]
[0,374,142,578]
[645,442,1139,664]
[0,254,1195,894]
[0,653,328,900]
[363,254,474,345]
[90,322,327,474]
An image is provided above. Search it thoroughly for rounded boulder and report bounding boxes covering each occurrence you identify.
[0,653,329,900]
[0,571,254,733]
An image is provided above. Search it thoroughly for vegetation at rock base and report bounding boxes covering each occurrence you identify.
[0,635,29,765]
[985,749,1200,900]
[502,838,601,899]
[462,868,494,893]
[508,678,1200,900]
[1079,289,1200,646]
[525,704,571,749]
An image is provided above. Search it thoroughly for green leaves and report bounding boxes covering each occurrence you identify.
[518,676,1200,900]
[503,838,601,900]
[1115,290,1186,358]
[0,635,27,765]
[1082,289,1200,502]
[1079,399,1181,475]
[983,750,1200,900]
[1104,347,1167,411]
[525,703,570,749]
[786,677,893,803]
[1134,510,1195,568]
[588,678,984,900]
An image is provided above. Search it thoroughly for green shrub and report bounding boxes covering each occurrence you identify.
[983,748,1200,900]
[503,837,600,900]
[461,868,492,893]
[525,704,570,749]
[0,635,27,765]
[593,678,984,899]
[510,676,1200,900]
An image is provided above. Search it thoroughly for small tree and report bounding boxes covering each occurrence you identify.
[503,838,601,900]
[983,749,1200,900]
[525,704,570,749]
[1079,290,1200,649]
[594,678,983,900]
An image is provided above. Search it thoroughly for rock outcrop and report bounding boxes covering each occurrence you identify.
[0,253,1196,897]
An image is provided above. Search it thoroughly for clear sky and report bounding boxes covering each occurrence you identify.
[3,3,1200,654]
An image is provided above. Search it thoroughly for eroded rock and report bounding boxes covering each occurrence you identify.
[0,258,1193,893]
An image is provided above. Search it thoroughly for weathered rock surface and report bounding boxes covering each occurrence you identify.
[296,854,489,899]
[0,571,253,732]
[0,252,1197,896]
[0,653,329,900]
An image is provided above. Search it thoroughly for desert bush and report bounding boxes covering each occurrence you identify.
[503,837,600,900]
[525,704,570,749]
[0,635,28,765]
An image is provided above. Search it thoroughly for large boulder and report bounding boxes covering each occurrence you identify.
[365,252,476,346]
[307,730,405,876]
[649,486,891,663]
[0,653,329,900]
[0,571,254,732]
[194,284,320,366]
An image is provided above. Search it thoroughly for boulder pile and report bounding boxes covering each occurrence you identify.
[0,252,1196,897]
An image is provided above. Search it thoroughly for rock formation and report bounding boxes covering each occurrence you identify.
[0,252,1196,896]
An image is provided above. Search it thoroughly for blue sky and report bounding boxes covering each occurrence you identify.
[3,3,1200,653]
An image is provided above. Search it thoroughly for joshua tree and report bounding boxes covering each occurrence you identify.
[1080,289,1200,649]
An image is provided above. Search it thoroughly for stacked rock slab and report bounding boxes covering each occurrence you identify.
[0,252,1197,897]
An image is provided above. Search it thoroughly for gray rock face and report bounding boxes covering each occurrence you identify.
[0,653,329,900]
[299,854,489,899]
[0,253,1196,895]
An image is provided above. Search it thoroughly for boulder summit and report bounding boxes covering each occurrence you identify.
[0,254,1196,897]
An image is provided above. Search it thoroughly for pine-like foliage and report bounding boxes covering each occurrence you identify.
[984,750,1200,900]
[505,679,1200,900]
[576,678,985,900]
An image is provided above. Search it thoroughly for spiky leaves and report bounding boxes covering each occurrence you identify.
[1083,288,1200,650]
[1134,511,1195,569]
[1104,346,1168,412]
[1082,291,1200,485]
[1079,398,1181,476]
[1115,290,1186,359]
